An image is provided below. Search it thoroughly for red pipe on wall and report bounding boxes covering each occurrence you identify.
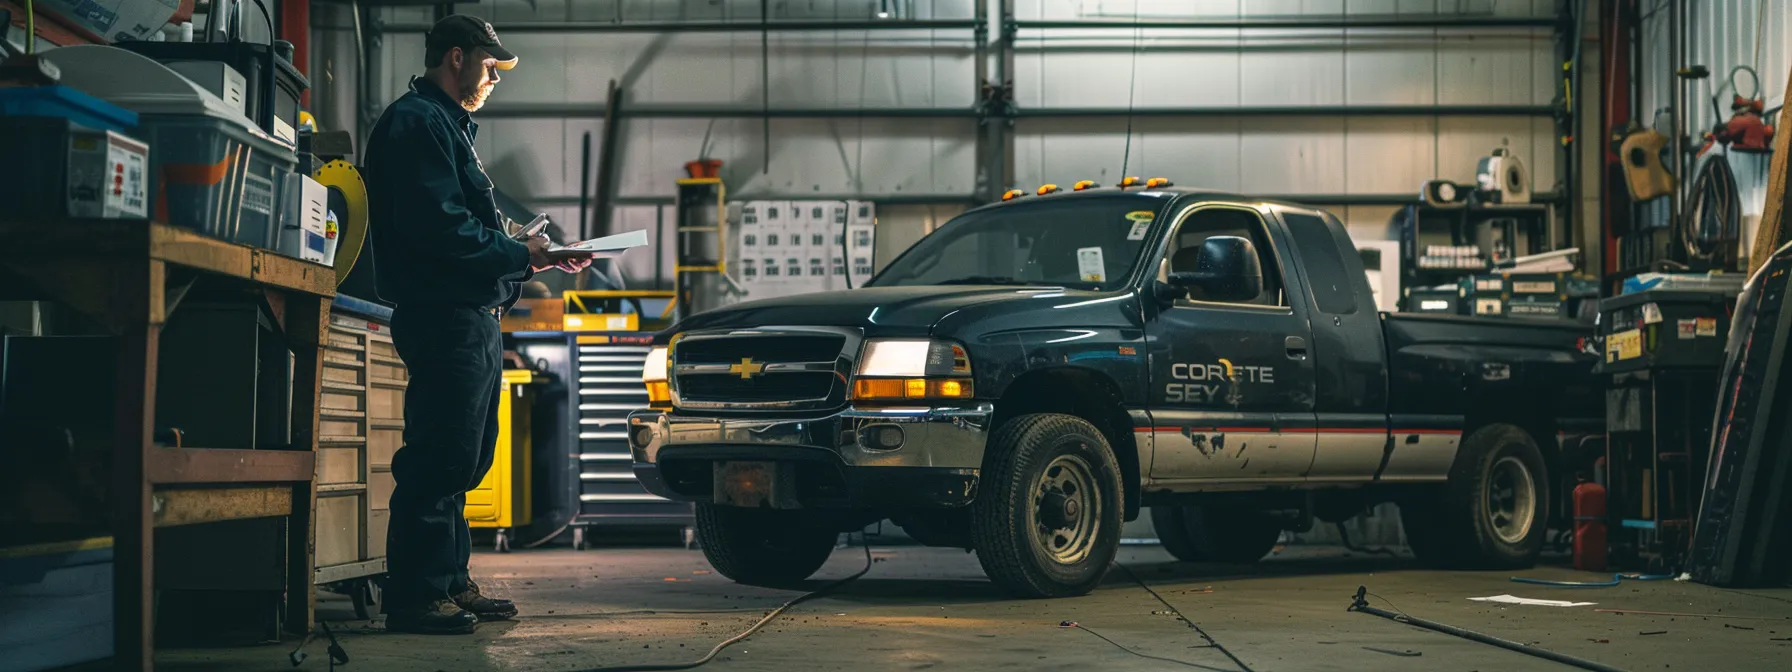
[279,0,310,107]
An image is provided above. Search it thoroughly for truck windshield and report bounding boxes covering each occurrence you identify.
[868,196,1168,291]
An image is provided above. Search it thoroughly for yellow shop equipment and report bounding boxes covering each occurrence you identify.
[465,369,536,552]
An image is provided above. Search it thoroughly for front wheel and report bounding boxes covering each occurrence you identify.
[694,504,838,586]
[971,414,1124,598]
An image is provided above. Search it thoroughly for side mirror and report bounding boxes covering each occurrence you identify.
[1164,236,1263,303]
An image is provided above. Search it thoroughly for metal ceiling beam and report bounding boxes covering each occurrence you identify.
[1014,16,1556,30]
[476,104,981,119]
[477,104,1553,120]
[1016,105,1555,118]
[380,19,981,33]
[530,194,979,206]
[528,192,1562,209]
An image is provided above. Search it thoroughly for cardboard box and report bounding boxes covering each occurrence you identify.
[501,298,564,333]
[37,0,183,43]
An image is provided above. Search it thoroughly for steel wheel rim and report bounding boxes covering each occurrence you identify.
[1487,455,1537,544]
[1029,450,1101,565]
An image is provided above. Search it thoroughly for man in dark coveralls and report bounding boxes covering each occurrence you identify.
[363,14,594,634]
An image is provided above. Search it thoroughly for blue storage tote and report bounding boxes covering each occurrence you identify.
[0,85,138,133]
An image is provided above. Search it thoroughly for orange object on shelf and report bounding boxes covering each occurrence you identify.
[684,159,723,179]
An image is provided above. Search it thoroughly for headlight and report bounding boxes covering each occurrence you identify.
[642,346,671,408]
[852,339,973,400]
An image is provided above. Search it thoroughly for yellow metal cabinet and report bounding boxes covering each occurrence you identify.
[465,369,534,551]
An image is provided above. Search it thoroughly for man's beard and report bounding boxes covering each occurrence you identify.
[458,67,493,112]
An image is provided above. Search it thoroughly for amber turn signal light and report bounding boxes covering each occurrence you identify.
[852,377,975,400]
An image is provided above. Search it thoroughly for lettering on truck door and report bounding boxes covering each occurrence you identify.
[1144,203,1318,483]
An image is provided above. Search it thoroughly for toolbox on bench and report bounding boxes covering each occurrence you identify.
[1599,290,1736,373]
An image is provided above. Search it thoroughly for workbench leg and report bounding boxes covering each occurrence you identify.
[111,261,162,671]
[286,294,329,634]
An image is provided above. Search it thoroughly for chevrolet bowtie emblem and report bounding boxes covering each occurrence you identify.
[730,357,766,380]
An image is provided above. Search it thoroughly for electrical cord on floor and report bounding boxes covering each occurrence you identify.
[1510,573,1674,588]
[520,519,573,549]
[1114,563,1255,672]
[570,536,875,672]
[1335,522,1401,557]
[1059,621,1230,672]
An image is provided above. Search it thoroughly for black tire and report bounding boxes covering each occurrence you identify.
[1401,424,1549,569]
[970,413,1124,598]
[1150,505,1209,562]
[1151,505,1281,564]
[694,504,837,587]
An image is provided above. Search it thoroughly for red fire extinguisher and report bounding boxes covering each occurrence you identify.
[1574,477,1608,572]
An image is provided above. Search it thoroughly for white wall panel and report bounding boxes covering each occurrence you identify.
[1344,117,1436,194]
[1239,117,1348,194]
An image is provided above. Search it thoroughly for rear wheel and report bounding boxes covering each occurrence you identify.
[971,414,1124,598]
[1401,424,1548,569]
[1151,505,1282,564]
[694,504,837,586]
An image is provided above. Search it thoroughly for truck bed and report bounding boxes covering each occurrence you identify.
[1381,312,1601,425]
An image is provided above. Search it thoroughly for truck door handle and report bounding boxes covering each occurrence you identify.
[1285,336,1308,360]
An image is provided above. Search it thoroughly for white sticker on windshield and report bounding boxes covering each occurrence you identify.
[1125,211,1155,240]
[1077,247,1106,282]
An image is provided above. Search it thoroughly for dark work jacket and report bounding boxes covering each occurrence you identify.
[364,77,532,310]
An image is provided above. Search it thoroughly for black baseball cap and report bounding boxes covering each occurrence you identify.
[426,14,518,70]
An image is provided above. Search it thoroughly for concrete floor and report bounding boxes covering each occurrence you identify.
[155,543,1792,672]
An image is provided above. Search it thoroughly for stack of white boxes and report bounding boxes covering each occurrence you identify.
[846,200,876,289]
[730,199,875,301]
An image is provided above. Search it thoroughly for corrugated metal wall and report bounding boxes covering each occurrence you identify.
[1631,0,1787,237]
[361,0,1564,286]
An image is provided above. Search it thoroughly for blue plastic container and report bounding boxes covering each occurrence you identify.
[0,86,138,132]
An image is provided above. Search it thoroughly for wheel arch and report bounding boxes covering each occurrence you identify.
[990,366,1143,521]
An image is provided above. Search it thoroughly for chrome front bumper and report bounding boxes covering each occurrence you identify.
[626,403,996,470]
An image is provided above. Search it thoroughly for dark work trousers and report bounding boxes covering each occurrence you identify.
[384,304,503,610]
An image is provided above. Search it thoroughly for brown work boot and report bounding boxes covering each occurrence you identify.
[385,598,478,635]
[452,579,518,621]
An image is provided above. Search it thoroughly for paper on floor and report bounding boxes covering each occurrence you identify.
[1468,594,1597,607]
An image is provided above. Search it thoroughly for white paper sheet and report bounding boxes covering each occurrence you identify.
[1467,594,1597,608]
[554,229,651,258]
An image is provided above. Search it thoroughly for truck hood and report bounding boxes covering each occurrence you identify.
[671,285,1073,335]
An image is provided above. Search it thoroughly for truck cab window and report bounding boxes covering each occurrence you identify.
[1166,207,1285,306]
[1282,212,1359,315]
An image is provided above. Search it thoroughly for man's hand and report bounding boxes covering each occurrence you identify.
[526,235,597,273]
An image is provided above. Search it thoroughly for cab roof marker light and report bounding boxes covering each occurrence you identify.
[1118,176,1142,188]
[1002,189,1026,201]
[1037,184,1061,195]
[1145,177,1173,188]
[1072,180,1099,191]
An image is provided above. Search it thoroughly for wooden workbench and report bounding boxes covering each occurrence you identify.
[0,220,335,670]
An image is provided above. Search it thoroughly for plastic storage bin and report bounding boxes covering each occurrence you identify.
[39,45,297,249]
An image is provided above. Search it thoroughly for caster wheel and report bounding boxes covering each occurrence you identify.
[349,578,382,621]
[495,528,512,553]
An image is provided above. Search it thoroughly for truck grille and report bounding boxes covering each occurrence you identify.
[672,330,848,409]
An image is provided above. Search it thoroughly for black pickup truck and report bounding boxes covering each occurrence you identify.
[627,186,1601,597]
